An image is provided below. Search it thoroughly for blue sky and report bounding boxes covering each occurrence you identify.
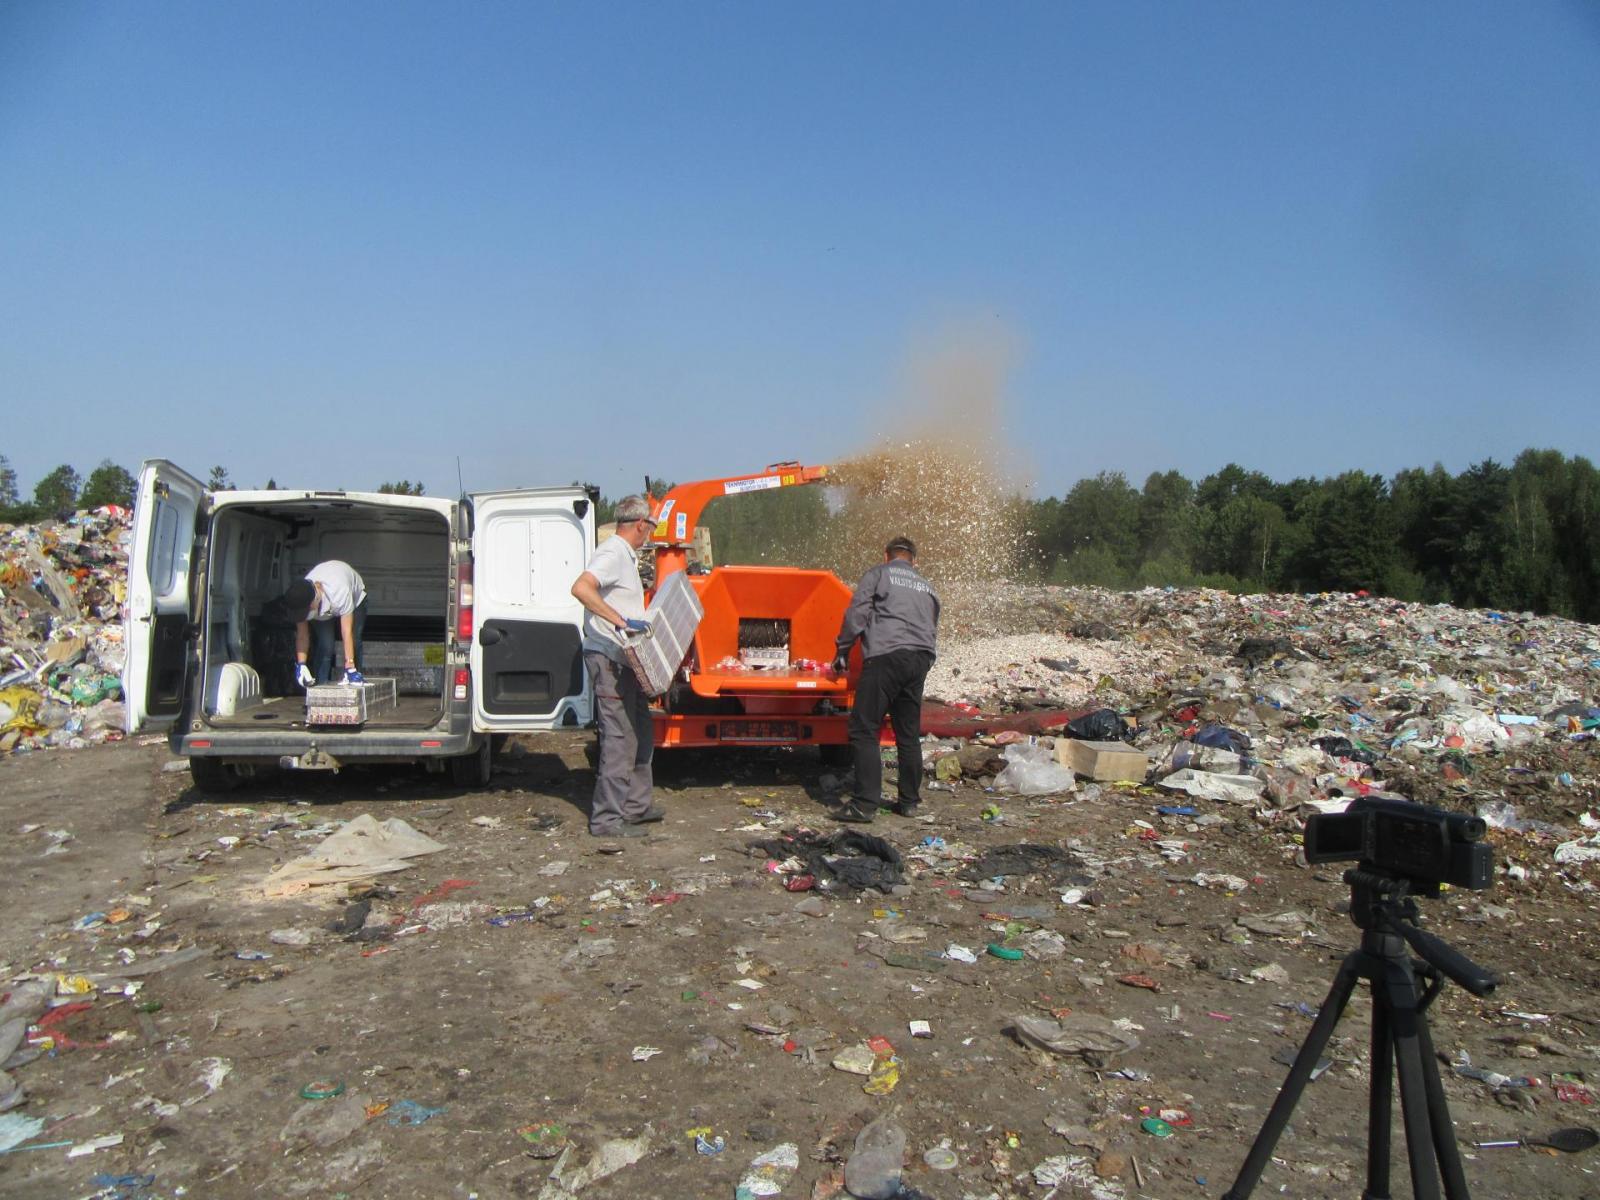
[3,2,1597,502]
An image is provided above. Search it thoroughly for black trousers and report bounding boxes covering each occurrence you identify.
[849,648,934,806]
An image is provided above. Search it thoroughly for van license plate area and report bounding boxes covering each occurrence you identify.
[719,720,800,743]
[280,748,342,772]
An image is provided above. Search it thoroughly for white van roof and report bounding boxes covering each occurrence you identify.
[211,489,455,518]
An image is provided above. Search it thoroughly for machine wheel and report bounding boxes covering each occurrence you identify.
[820,743,852,768]
[450,739,493,788]
[190,757,245,795]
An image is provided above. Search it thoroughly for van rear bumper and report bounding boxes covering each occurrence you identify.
[174,710,477,762]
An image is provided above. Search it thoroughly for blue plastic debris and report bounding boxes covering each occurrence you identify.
[387,1098,446,1126]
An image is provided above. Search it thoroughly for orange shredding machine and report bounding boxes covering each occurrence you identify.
[643,463,858,752]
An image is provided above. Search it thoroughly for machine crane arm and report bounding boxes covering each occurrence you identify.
[647,462,830,578]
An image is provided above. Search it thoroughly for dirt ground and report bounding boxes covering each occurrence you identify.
[3,734,1599,1200]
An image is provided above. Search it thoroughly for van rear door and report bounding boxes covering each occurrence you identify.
[469,488,594,731]
[124,460,207,732]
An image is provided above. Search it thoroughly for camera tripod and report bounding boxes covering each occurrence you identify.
[1225,869,1498,1200]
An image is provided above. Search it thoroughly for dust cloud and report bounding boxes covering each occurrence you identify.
[818,330,1034,586]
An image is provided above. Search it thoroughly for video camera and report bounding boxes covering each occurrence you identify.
[1304,796,1493,892]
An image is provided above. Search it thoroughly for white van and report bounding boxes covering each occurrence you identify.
[123,460,596,793]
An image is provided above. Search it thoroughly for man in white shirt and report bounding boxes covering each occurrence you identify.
[284,561,368,686]
[570,495,662,838]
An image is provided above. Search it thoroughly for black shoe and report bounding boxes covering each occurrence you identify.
[625,805,666,824]
[835,800,877,824]
[892,800,921,818]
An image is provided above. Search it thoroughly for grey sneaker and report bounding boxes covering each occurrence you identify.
[625,804,666,824]
[590,825,648,839]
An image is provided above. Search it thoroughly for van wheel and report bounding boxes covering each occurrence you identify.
[190,757,244,794]
[450,740,493,788]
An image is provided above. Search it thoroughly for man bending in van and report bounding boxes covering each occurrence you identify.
[284,561,368,687]
[570,495,662,838]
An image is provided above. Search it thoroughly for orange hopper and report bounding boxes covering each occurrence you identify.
[643,464,858,751]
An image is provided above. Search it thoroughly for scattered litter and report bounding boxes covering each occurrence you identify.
[735,1141,799,1198]
[68,1132,125,1157]
[262,815,447,898]
[518,1121,569,1158]
[1009,1014,1140,1066]
[386,1098,445,1126]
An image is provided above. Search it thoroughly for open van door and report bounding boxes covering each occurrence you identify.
[123,460,207,733]
[470,487,594,732]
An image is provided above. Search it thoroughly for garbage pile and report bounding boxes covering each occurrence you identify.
[925,583,1600,834]
[0,509,133,753]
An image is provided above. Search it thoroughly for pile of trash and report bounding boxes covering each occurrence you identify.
[923,583,1599,835]
[0,508,133,753]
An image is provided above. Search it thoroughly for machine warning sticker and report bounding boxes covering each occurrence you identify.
[675,512,687,540]
[652,498,676,534]
[723,475,782,495]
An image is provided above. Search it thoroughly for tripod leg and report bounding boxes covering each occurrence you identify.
[1413,991,1472,1200]
[1224,952,1364,1200]
[1384,956,1444,1200]
[1365,991,1394,1200]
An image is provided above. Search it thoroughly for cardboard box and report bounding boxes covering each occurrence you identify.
[1055,737,1149,782]
[305,677,398,726]
[621,572,705,696]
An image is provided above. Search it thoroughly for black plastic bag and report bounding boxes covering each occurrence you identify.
[1312,736,1379,766]
[750,829,904,892]
[1062,708,1131,742]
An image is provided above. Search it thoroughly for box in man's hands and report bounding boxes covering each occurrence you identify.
[621,572,704,697]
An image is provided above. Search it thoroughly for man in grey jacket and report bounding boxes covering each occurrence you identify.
[832,536,940,822]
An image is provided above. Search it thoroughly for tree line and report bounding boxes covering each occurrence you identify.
[1029,448,1600,622]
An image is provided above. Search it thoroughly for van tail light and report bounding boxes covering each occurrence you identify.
[453,668,469,702]
[456,561,474,642]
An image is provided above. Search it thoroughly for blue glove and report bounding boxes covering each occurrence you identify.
[295,663,315,688]
[621,618,649,634]
[342,667,365,684]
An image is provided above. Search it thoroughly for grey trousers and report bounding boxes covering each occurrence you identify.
[585,651,654,832]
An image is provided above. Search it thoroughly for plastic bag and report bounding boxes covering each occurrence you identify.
[1193,723,1251,754]
[1153,741,1249,775]
[1061,708,1130,742]
[994,742,1077,796]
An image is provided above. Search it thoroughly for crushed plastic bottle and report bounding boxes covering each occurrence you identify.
[843,1116,905,1200]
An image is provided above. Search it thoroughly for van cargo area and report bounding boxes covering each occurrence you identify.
[200,498,451,731]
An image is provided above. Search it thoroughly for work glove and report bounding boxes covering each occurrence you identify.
[832,654,849,675]
[295,663,315,688]
[342,667,366,684]
[620,618,650,635]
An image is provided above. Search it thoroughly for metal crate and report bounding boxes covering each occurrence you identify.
[305,677,399,726]
[621,572,705,697]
